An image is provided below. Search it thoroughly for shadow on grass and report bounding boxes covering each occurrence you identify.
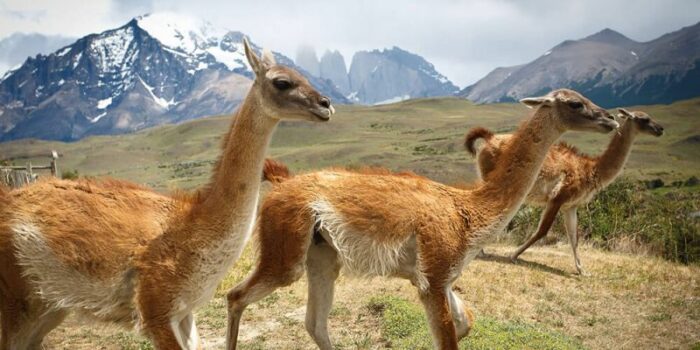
[476,251,573,278]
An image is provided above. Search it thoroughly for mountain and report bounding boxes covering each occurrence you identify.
[295,45,320,77]
[0,13,348,142]
[347,47,459,104]
[0,33,75,74]
[459,22,700,107]
[293,45,458,105]
[319,50,350,95]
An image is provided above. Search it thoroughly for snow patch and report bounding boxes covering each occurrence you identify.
[97,97,112,109]
[137,12,226,54]
[73,52,83,69]
[346,91,359,102]
[91,112,107,123]
[89,26,137,73]
[630,51,638,58]
[1,63,22,81]
[374,94,410,105]
[163,47,188,57]
[206,45,246,71]
[138,76,176,109]
[57,47,71,57]
[137,13,251,72]
[418,66,450,84]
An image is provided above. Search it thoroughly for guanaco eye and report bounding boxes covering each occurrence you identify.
[567,101,583,109]
[272,79,292,91]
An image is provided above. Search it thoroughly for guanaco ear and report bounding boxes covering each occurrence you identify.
[520,96,554,109]
[243,37,266,76]
[261,49,276,67]
[617,108,635,119]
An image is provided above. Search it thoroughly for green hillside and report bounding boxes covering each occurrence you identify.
[1,97,698,191]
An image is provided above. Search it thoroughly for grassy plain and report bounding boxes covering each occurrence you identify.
[2,97,698,191]
[2,97,698,349]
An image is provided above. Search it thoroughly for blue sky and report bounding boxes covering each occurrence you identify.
[1,0,698,87]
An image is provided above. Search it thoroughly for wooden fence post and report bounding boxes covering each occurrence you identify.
[51,150,59,178]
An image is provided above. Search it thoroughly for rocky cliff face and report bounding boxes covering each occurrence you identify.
[347,47,459,104]
[295,45,320,77]
[292,45,459,105]
[0,13,347,142]
[319,50,350,95]
[459,23,700,107]
[0,33,75,74]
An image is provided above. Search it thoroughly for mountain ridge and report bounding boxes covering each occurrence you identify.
[0,13,347,142]
[459,22,700,107]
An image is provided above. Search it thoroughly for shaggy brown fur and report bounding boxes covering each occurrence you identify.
[262,158,292,184]
[468,108,664,274]
[262,159,421,184]
[225,89,618,350]
[465,127,494,156]
[0,39,335,350]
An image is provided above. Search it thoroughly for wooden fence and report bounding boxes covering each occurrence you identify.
[0,151,59,189]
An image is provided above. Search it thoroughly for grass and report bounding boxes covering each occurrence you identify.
[5,97,699,348]
[368,295,585,349]
[1,97,699,192]
[43,245,700,349]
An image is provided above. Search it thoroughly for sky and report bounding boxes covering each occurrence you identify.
[1,0,699,87]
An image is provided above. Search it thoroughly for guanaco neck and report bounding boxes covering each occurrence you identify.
[180,86,278,242]
[469,108,563,222]
[593,119,637,185]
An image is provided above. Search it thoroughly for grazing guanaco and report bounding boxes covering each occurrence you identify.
[466,108,663,275]
[225,89,618,350]
[0,38,334,350]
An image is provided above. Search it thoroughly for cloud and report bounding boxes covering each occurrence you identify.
[0,0,116,38]
[110,0,153,21]
[0,0,698,87]
[3,9,47,22]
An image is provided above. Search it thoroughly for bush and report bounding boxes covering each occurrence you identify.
[645,178,665,189]
[507,178,700,264]
[61,169,79,180]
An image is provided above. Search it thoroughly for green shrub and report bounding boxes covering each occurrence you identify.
[61,169,79,180]
[507,178,700,264]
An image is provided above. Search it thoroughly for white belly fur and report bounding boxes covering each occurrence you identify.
[174,192,259,315]
[11,222,137,325]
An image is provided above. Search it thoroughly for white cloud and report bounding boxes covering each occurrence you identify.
[0,0,117,37]
[1,0,698,87]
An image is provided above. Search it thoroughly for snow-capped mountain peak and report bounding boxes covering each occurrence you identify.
[89,24,137,76]
[136,13,249,72]
[0,13,348,141]
[137,13,224,53]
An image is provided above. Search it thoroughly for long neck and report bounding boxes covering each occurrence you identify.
[186,88,278,239]
[470,108,563,220]
[593,119,637,184]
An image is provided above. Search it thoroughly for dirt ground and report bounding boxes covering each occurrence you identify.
[43,244,699,349]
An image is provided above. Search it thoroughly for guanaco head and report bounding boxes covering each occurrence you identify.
[616,108,664,137]
[520,89,618,133]
[243,38,335,122]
